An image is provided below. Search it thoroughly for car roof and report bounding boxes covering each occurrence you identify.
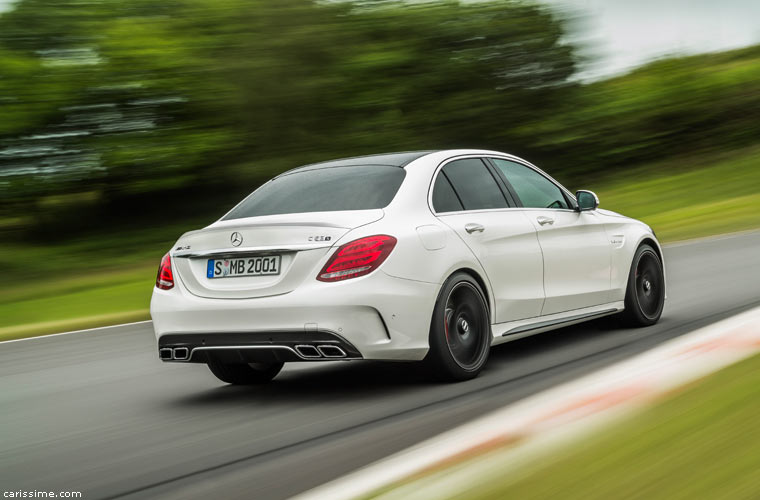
[278,151,437,176]
[275,149,543,178]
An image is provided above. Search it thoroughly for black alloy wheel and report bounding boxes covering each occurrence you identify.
[426,272,491,381]
[622,244,665,326]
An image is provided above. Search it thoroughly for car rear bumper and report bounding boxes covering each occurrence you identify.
[150,270,439,361]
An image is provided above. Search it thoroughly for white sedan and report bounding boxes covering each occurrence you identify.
[151,150,665,383]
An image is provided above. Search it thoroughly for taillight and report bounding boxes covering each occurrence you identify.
[156,252,174,290]
[317,235,397,282]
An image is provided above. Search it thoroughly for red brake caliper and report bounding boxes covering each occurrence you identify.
[444,309,453,341]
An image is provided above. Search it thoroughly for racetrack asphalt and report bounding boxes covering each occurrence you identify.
[1,231,759,500]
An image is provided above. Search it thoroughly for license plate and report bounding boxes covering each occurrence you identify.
[207,255,281,278]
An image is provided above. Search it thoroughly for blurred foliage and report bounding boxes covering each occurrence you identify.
[0,0,576,236]
[525,45,760,177]
[1,0,759,240]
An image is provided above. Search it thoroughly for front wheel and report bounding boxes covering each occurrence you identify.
[621,244,665,326]
[425,272,491,381]
[207,359,283,385]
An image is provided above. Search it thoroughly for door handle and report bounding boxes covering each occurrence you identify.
[464,223,485,234]
[536,216,554,226]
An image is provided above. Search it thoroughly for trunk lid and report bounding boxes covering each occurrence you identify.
[172,210,383,299]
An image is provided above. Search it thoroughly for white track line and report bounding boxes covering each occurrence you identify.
[663,228,760,248]
[0,320,152,345]
[295,306,760,500]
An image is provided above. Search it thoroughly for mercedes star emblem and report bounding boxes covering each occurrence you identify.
[230,232,243,247]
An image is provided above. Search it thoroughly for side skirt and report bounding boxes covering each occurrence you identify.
[490,301,625,346]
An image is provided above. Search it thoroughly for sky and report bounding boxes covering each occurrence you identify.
[1,0,759,80]
[538,0,760,79]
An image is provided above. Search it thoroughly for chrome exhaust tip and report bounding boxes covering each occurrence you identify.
[159,348,173,361]
[173,347,190,360]
[317,345,347,358]
[294,345,321,358]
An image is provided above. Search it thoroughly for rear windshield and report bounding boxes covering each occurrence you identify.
[223,165,406,220]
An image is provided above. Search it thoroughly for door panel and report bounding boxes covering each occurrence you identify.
[527,209,612,315]
[489,158,612,316]
[439,211,545,322]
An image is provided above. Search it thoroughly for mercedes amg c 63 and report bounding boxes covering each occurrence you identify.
[151,150,665,383]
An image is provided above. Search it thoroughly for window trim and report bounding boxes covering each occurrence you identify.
[428,156,513,215]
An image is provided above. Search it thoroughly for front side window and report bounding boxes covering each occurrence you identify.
[492,159,569,209]
[436,158,508,211]
[224,165,405,220]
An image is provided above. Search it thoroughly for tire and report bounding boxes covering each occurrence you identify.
[425,272,491,381]
[621,243,665,327]
[207,359,283,385]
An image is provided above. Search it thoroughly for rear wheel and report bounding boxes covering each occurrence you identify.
[425,272,491,381]
[207,359,283,385]
[621,244,665,326]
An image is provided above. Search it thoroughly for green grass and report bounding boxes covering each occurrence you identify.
[589,144,760,242]
[1,145,759,340]
[369,353,760,500]
[0,265,155,341]
[0,220,203,341]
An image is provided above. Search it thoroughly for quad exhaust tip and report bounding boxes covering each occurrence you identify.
[173,347,190,360]
[295,344,347,358]
[159,347,190,361]
[317,345,347,358]
[295,345,321,358]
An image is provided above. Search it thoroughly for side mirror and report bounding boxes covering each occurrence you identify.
[576,190,599,211]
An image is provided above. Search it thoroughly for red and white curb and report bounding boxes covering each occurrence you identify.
[294,306,760,500]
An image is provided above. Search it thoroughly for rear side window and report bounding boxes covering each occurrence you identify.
[224,165,405,219]
[438,159,508,211]
[431,173,464,213]
[491,159,569,209]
